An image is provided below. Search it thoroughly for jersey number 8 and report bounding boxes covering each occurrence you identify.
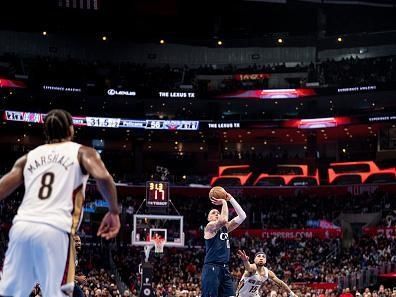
[38,172,55,199]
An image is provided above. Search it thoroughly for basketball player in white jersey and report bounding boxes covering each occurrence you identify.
[236,250,296,297]
[0,109,120,297]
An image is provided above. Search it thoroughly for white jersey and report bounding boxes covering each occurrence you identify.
[236,267,269,297]
[13,141,89,234]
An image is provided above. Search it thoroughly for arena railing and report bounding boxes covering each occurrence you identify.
[337,262,396,290]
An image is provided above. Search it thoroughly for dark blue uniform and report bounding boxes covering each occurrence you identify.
[73,283,84,297]
[202,226,235,297]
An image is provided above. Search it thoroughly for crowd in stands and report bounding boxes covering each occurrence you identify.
[0,145,392,188]
[29,267,127,297]
[1,53,396,94]
[1,186,395,295]
[175,190,394,230]
[14,231,395,296]
[1,186,394,236]
[1,174,394,237]
[312,56,396,87]
[110,232,396,297]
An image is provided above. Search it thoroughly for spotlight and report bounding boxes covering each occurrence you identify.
[217,40,223,46]
[277,38,283,44]
[102,36,107,41]
[42,31,47,36]
[337,37,343,43]
[160,39,165,44]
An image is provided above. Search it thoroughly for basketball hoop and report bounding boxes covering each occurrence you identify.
[152,237,165,254]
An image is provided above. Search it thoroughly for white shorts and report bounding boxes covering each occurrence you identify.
[0,221,75,297]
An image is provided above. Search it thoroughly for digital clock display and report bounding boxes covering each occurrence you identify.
[86,117,120,128]
[146,181,169,207]
[145,120,199,130]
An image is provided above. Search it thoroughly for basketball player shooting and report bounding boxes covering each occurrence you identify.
[202,188,246,297]
[0,109,120,297]
[236,250,296,297]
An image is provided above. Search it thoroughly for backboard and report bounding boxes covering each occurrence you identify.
[132,214,184,247]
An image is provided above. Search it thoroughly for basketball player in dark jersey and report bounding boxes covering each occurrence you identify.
[202,191,246,297]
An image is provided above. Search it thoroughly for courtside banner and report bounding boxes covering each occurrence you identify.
[293,283,338,290]
[362,226,396,238]
[232,228,342,239]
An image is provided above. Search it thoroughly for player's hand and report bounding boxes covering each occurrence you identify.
[97,212,120,240]
[237,249,249,261]
[225,193,232,201]
[210,197,226,205]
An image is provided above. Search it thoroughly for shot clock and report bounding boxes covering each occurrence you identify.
[146,181,169,207]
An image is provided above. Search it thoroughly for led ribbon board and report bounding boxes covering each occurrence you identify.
[4,110,199,131]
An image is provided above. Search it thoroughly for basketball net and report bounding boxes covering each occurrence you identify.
[143,236,165,262]
[152,236,165,254]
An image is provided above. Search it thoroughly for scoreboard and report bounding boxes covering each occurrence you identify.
[4,111,199,131]
[145,181,169,207]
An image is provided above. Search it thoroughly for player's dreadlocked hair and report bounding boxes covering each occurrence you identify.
[44,109,73,143]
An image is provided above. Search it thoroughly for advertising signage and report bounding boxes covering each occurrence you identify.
[106,88,137,96]
[158,91,196,98]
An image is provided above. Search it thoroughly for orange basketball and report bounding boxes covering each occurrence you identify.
[209,186,227,200]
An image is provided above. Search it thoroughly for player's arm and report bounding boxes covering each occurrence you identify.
[79,146,120,239]
[237,250,257,274]
[79,146,118,214]
[0,155,26,201]
[268,270,296,296]
[225,193,246,232]
[205,198,228,233]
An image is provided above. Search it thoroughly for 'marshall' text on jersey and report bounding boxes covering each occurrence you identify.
[26,154,74,173]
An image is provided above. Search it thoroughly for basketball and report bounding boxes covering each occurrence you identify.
[209,186,227,200]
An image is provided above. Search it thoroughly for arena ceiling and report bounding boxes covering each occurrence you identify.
[0,1,395,44]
